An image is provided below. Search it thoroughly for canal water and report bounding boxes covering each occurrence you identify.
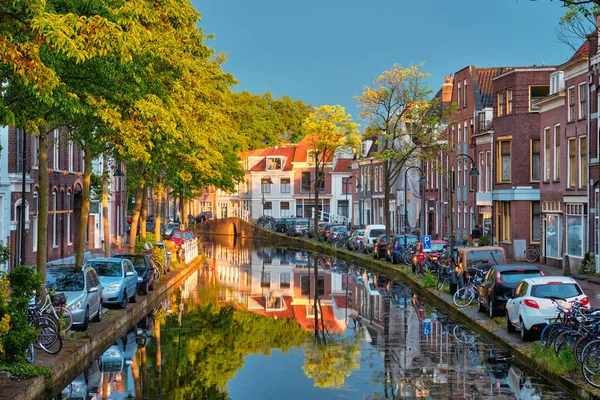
[57,237,574,399]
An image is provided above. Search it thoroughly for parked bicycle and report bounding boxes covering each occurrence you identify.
[39,292,73,333]
[436,260,452,291]
[453,271,483,308]
[524,243,541,263]
[26,306,62,355]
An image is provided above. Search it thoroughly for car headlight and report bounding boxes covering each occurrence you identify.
[105,350,121,358]
[108,283,121,291]
[138,276,143,282]
[69,300,83,311]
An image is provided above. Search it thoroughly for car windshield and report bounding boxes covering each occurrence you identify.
[333,227,347,232]
[166,224,178,232]
[531,283,582,299]
[172,231,182,239]
[370,229,385,238]
[356,230,365,236]
[466,249,503,266]
[184,232,193,239]
[430,243,447,252]
[296,220,308,226]
[47,271,84,292]
[501,270,541,286]
[117,256,147,273]
[88,262,123,277]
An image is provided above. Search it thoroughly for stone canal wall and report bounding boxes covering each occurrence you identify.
[232,219,600,400]
[0,255,205,400]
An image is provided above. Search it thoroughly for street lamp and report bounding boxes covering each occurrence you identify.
[449,153,479,257]
[343,176,352,227]
[369,157,374,225]
[403,166,427,249]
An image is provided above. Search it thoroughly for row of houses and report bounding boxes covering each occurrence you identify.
[209,38,599,271]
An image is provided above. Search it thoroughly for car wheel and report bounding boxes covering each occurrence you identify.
[520,318,533,341]
[488,298,495,318]
[141,281,149,295]
[119,290,128,309]
[129,288,137,303]
[477,296,485,313]
[92,302,103,322]
[506,313,515,333]
[80,307,90,331]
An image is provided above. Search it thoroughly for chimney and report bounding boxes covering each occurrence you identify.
[442,74,453,104]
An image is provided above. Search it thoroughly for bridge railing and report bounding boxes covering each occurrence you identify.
[182,237,198,264]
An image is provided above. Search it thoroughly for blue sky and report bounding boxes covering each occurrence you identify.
[193,0,575,124]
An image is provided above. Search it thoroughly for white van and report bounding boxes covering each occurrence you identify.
[363,224,386,246]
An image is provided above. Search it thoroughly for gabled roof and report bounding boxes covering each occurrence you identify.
[474,67,512,109]
[333,158,352,173]
[571,40,591,61]
[249,296,296,319]
[292,304,344,333]
[292,134,334,163]
[244,146,296,172]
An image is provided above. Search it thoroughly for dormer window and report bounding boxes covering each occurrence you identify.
[267,157,283,170]
[307,150,316,165]
[550,71,564,95]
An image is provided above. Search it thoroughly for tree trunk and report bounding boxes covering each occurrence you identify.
[183,198,189,229]
[37,130,49,279]
[213,187,217,219]
[140,184,148,240]
[154,187,163,240]
[102,153,110,257]
[76,141,92,270]
[384,162,391,240]
[128,185,143,253]
[313,163,320,238]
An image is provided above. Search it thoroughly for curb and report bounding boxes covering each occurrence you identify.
[247,224,600,400]
[0,255,205,400]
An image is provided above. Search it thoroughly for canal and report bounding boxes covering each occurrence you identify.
[57,237,574,399]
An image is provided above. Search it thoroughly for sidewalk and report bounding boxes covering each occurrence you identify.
[533,262,600,308]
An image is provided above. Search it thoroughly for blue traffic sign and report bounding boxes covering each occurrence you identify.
[423,235,432,250]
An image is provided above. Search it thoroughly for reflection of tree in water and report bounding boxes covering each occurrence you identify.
[302,255,360,388]
[144,292,310,399]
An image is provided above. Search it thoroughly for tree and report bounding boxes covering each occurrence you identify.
[555,1,599,51]
[302,105,359,237]
[354,63,450,240]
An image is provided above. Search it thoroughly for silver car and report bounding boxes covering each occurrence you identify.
[85,258,138,308]
[46,265,103,331]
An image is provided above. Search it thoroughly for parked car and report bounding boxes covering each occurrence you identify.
[361,225,386,253]
[155,241,172,272]
[85,258,139,308]
[275,217,296,233]
[286,219,309,236]
[46,265,103,331]
[169,229,194,247]
[164,223,180,240]
[506,276,589,341]
[372,234,388,259]
[328,226,349,242]
[113,254,156,295]
[348,229,366,250]
[387,234,419,263]
[476,264,543,318]
[196,211,213,223]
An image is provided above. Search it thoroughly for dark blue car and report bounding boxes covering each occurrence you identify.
[386,234,419,264]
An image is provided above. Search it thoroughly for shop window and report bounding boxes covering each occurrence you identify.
[545,214,562,259]
[531,202,540,243]
[566,204,587,258]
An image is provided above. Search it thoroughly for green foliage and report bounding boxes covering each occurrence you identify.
[420,269,437,289]
[530,343,579,375]
[578,252,597,274]
[1,266,42,362]
[0,362,50,379]
[478,234,491,247]
[0,242,10,265]
[303,339,360,388]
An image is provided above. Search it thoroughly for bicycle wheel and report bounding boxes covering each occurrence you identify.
[555,330,580,355]
[436,274,446,291]
[581,339,600,367]
[153,261,163,280]
[575,335,598,366]
[26,344,34,363]
[415,264,424,277]
[524,248,538,263]
[453,325,476,345]
[35,323,62,354]
[34,314,61,339]
[582,347,600,388]
[540,322,562,348]
[55,306,73,333]
[402,251,412,266]
[454,287,475,308]
[546,326,569,350]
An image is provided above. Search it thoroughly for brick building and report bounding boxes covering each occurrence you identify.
[492,66,554,261]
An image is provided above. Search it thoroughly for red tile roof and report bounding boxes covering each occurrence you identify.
[249,296,296,319]
[292,304,344,333]
[246,146,296,171]
[333,295,349,309]
[571,40,590,60]
[333,158,352,173]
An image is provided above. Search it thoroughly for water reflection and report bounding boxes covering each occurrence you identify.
[59,240,573,399]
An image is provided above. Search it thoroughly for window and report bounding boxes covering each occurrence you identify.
[342,177,352,194]
[485,151,491,192]
[497,140,511,182]
[529,85,550,112]
[32,191,38,252]
[566,204,587,258]
[281,202,290,217]
[68,141,74,172]
[301,172,311,192]
[579,83,587,119]
[580,137,587,188]
[374,167,379,192]
[378,166,383,191]
[267,157,283,170]
[568,86,576,121]
[498,92,505,116]
[507,89,513,114]
[52,190,57,248]
[53,130,60,170]
[497,201,511,242]
[568,138,576,188]
[457,160,461,188]
[451,167,455,192]
[301,276,310,295]
[67,192,72,245]
[458,82,462,108]
[317,171,325,190]
[554,125,560,180]
[463,79,468,107]
[260,272,271,288]
[307,150,316,165]
[531,139,540,181]
[531,202,540,243]
[280,177,290,193]
[545,214,562,258]
[32,135,39,168]
[477,112,486,132]
[263,202,272,216]
[463,121,468,144]
[550,72,564,95]
[280,273,291,289]
[544,127,551,181]
[261,179,272,194]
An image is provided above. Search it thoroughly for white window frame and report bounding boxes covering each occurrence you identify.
[53,130,60,171]
[33,135,39,169]
[544,127,551,181]
[68,141,74,172]
[32,191,38,252]
[554,125,561,181]
[457,160,461,188]
[485,151,491,192]
[67,192,72,245]
[52,191,57,248]
[579,83,587,119]
[568,86,576,121]
[568,138,576,188]
[579,136,587,188]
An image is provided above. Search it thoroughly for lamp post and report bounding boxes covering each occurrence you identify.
[449,153,480,257]
[369,158,374,225]
[403,166,427,249]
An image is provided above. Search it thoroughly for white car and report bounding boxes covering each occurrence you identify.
[506,276,589,341]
